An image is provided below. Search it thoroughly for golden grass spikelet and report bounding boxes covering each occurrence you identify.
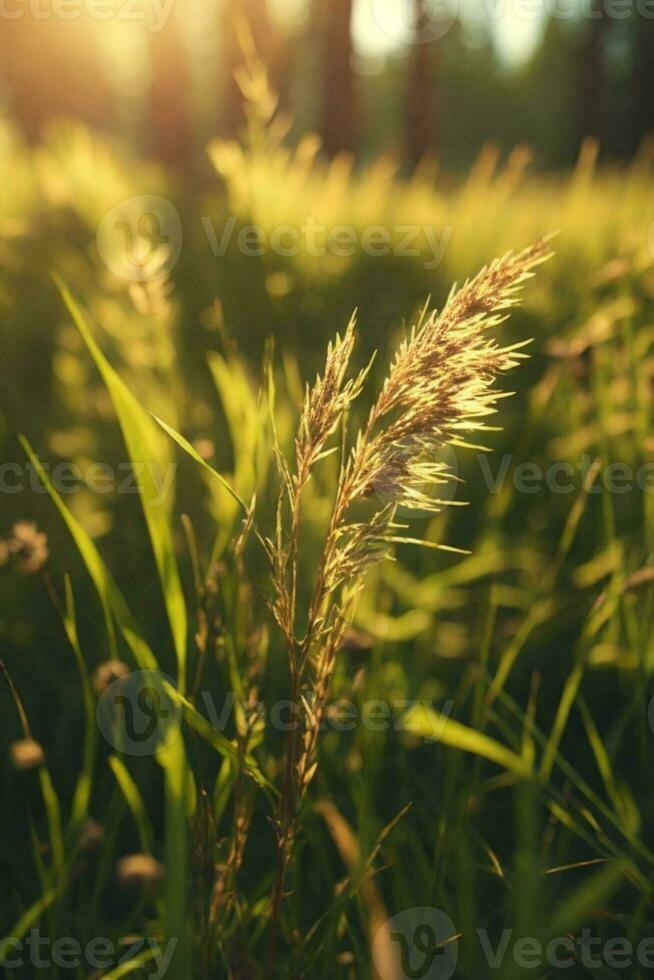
[268,315,373,648]
[267,239,552,962]
[295,239,552,660]
[295,313,370,486]
[340,238,552,517]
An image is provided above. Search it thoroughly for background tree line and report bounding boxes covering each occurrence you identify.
[0,0,653,173]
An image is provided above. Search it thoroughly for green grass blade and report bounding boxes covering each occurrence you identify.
[548,860,629,936]
[19,436,157,672]
[37,769,65,881]
[402,704,533,778]
[99,952,155,979]
[61,577,96,832]
[157,737,190,978]
[540,661,585,781]
[108,756,154,853]
[154,414,249,512]
[55,278,188,692]
[0,884,62,962]
[19,437,119,661]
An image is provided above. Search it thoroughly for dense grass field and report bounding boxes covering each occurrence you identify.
[2,80,654,978]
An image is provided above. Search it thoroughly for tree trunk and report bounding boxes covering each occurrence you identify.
[148,6,192,175]
[578,1,609,144]
[406,0,440,170]
[633,19,654,151]
[322,0,356,156]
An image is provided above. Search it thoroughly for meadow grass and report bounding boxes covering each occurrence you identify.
[1,83,654,978]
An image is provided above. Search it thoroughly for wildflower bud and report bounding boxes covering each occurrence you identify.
[116,853,165,890]
[194,438,214,461]
[10,737,45,770]
[92,659,130,697]
[79,818,104,851]
[7,522,49,574]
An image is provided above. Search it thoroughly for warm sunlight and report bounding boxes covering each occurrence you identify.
[2,1,654,978]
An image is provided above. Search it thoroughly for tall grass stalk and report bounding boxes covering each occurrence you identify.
[265,239,552,966]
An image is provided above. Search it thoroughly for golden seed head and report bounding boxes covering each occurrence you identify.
[295,315,370,483]
[116,853,165,889]
[10,737,45,770]
[92,659,130,697]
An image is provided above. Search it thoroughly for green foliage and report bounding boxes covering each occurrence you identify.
[2,107,654,979]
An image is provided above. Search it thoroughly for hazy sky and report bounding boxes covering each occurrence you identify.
[269,0,545,65]
[351,0,545,64]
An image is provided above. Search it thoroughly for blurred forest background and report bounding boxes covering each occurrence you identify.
[3,3,654,975]
[1,0,654,175]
